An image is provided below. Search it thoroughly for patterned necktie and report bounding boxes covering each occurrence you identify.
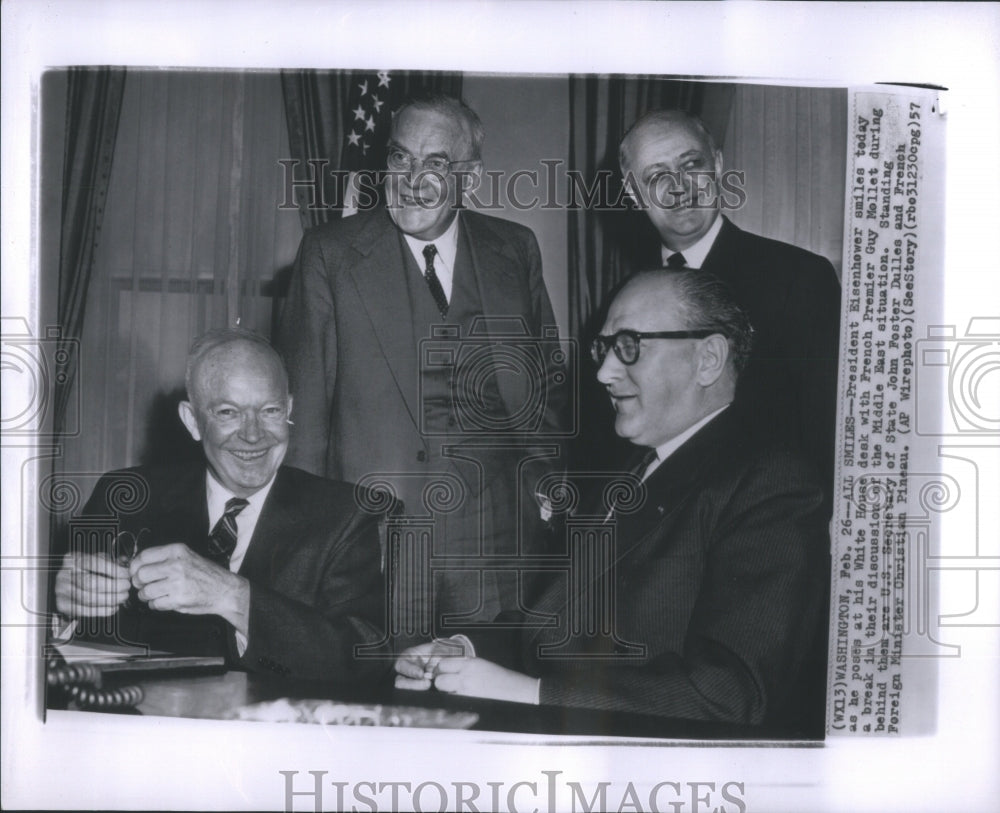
[206,497,249,566]
[665,251,687,269]
[422,244,449,318]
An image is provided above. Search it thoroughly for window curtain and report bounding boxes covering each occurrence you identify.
[54,67,126,436]
[721,84,846,278]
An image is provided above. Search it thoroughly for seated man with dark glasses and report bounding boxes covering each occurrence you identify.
[394,269,830,735]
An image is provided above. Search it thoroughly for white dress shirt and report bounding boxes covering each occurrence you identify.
[660,213,724,269]
[402,213,461,302]
[205,470,276,653]
[643,402,731,480]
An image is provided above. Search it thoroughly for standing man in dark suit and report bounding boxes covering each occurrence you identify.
[53,328,386,682]
[276,94,568,637]
[396,270,829,733]
[618,110,841,502]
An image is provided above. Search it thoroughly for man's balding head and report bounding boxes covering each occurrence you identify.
[619,110,724,252]
[179,329,292,497]
[184,328,288,407]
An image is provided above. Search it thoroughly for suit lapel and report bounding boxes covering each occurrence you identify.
[153,465,210,554]
[532,414,737,633]
[345,210,420,428]
[239,468,295,579]
[700,216,740,281]
[610,411,739,562]
[460,214,534,412]
[462,213,528,322]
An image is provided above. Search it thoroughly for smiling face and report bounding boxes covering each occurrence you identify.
[620,113,723,252]
[596,276,708,448]
[179,341,291,497]
[385,105,480,241]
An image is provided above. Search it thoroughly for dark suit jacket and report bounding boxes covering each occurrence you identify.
[638,216,841,502]
[275,208,567,513]
[72,464,388,683]
[479,410,829,731]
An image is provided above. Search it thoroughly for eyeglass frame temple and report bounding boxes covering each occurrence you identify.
[590,329,718,365]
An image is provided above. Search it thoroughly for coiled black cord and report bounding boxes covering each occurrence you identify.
[45,648,144,711]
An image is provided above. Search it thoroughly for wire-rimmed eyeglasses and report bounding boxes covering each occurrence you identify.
[386,146,477,176]
[590,328,716,366]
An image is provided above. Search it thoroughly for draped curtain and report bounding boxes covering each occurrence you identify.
[54,67,126,436]
[722,84,846,278]
[280,71,352,230]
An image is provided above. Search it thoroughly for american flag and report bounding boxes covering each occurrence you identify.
[342,70,396,216]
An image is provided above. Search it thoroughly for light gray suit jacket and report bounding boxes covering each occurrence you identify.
[276,207,568,520]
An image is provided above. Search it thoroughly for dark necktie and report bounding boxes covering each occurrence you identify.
[206,497,249,566]
[665,251,687,269]
[422,244,449,318]
[631,447,659,480]
[606,448,659,522]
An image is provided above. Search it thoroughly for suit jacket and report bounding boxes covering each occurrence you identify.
[72,464,388,683]
[480,410,829,731]
[639,216,841,503]
[276,208,567,511]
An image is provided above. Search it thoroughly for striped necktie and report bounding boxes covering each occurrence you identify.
[206,497,248,566]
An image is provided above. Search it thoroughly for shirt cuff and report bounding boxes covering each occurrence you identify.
[442,634,475,658]
[234,630,248,657]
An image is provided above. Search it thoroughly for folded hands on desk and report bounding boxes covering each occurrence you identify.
[394,638,541,705]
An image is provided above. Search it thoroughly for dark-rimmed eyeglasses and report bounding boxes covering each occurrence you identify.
[386,146,476,176]
[590,329,716,366]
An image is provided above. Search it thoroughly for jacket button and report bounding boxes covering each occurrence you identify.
[416,450,426,462]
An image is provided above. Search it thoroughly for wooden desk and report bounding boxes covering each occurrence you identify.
[95,667,813,741]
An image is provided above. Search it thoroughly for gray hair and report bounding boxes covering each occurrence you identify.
[632,268,754,375]
[393,92,485,161]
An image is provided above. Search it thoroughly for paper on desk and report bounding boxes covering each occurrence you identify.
[55,640,156,662]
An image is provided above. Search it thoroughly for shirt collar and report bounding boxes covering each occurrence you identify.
[647,402,730,476]
[402,211,460,271]
[205,468,276,526]
[660,213,723,269]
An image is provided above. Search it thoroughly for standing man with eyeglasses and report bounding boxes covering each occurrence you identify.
[619,110,841,508]
[277,94,568,641]
[395,270,829,735]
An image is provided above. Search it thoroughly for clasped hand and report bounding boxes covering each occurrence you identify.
[55,544,248,627]
[129,543,244,617]
[394,639,539,705]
